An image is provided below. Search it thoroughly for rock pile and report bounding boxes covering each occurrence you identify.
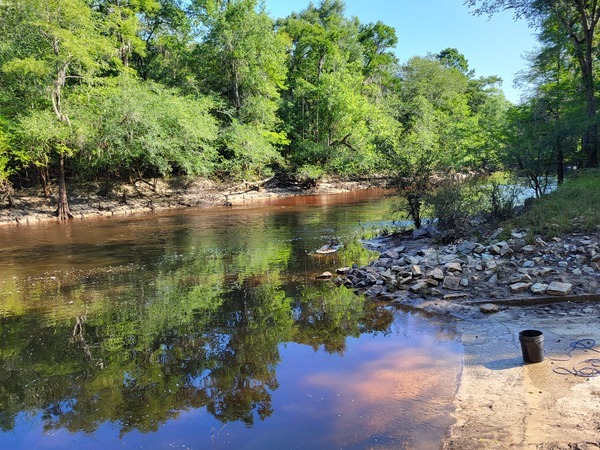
[333,230,600,303]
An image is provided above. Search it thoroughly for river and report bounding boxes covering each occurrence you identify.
[0,190,462,449]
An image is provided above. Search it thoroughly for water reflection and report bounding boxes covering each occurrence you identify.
[0,190,461,449]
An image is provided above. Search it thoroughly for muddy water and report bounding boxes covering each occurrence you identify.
[0,190,462,449]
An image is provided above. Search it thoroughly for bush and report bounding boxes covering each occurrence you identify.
[295,164,324,189]
[484,181,521,221]
[426,178,482,242]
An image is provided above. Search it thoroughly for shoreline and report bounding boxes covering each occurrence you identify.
[0,176,381,227]
[335,231,600,449]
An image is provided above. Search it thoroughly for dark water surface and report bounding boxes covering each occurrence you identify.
[0,190,462,449]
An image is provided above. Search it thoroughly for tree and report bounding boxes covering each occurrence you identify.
[515,16,583,183]
[71,76,219,183]
[0,0,113,219]
[278,0,401,179]
[467,0,600,167]
[93,0,160,69]
[437,47,471,75]
[504,101,561,197]
[192,0,289,180]
[391,53,508,226]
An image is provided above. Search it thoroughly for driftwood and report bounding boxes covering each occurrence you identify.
[226,175,276,196]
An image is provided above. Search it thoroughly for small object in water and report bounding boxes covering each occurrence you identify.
[316,271,333,279]
[315,244,342,254]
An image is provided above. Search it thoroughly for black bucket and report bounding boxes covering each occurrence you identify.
[519,329,544,363]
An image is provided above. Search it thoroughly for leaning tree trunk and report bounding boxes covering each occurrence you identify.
[56,152,73,220]
[51,41,73,221]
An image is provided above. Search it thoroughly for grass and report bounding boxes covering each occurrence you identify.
[508,169,600,238]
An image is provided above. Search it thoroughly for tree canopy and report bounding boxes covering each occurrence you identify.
[0,0,514,219]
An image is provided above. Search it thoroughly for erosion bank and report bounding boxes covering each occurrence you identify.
[0,176,382,227]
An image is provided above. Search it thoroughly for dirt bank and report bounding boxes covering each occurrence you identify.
[0,176,378,227]
[333,230,600,449]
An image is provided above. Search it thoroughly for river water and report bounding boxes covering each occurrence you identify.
[0,190,462,449]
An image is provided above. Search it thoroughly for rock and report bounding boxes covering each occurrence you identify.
[558,261,568,268]
[381,250,399,259]
[336,267,350,274]
[427,268,445,281]
[366,273,378,283]
[530,283,548,295]
[546,281,573,296]
[410,281,429,294]
[316,271,333,279]
[457,240,479,254]
[443,276,462,290]
[366,286,384,296]
[490,244,503,255]
[398,276,413,285]
[572,268,582,275]
[487,274,498,284]
[446,262,463,273]
[521,245,535,254]
[411,265,422,277]
[393,246,407,253]
[375,258,392,267]
[460,277,469,287]
[479,303,500,314]
[412,224,440,238]
[510,273,531,284]
[510,282,532,293]
[522,260,535,268]
[381,268,393,279]
[404,255,421,265]
[485,260,498,270]
[473,245,486,254]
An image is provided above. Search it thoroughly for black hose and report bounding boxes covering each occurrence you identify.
[548,339,600,378]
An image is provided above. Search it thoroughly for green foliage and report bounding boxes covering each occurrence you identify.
[483,180,521,221]
[0,0,509,192]
[389,54,509,227]
[509,169,600,237]
[426,178,482,241]
[71,76,219,178]
[220,120,284,180]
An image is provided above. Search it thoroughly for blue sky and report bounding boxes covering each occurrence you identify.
[263,0,539,103]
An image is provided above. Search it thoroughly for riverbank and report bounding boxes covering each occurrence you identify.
[334,228,600,448]
[0,176,379,226]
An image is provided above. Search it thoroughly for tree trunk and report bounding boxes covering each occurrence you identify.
[556,139,564,184]
[56,152,73,220]
[40,166,51,197]
[555,2,599,168]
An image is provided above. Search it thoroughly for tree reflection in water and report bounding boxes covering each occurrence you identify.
[0,254,393,436]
